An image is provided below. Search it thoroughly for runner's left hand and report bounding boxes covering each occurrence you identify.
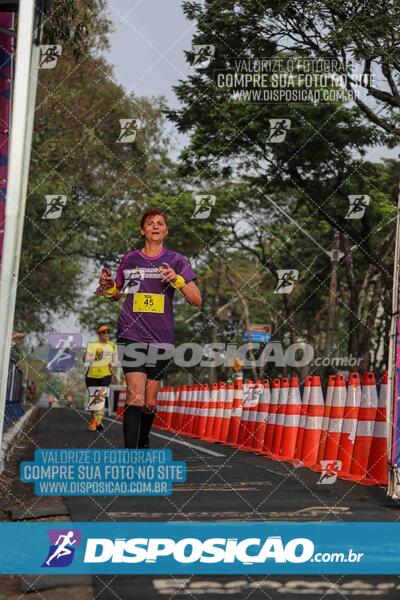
[160,262,177,283]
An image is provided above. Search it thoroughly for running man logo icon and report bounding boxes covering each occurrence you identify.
[46,333,82,372]
[42,195,67,220]
[122,267,145,293]
[39,45,62,69]
[87,386,109,411]
[345,195,370,219]
[42,529,82,567]
[267,119,291,143]
[191,45,215,69]
[116,119,140,143]
[192,194,216,219]
[317,460,342,485]
[274,269,299,294]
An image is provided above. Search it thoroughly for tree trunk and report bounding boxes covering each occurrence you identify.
[341,232,360,356]
[209,259,222,384]
[225,267,258,380]
[325,230,340,356]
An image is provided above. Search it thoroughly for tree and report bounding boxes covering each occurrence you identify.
[17,6,174,334]
[42,0,111,58]
[259,0,400,137]
[167,0,398,374]
[179,0,400,137]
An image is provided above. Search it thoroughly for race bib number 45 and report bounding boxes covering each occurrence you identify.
[133,293,165,313]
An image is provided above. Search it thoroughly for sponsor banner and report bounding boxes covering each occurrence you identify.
[392,316,400,465]
[0,522,399,574]
[0,12,13,265]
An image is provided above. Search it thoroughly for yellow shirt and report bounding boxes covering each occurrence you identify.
[85,340,116,378]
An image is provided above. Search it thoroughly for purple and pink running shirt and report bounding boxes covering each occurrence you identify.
[114,247,196,344]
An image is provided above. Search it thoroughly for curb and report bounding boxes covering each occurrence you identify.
[0,405,36,474]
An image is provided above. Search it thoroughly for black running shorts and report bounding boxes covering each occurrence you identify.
[117,339,172,381]
[85,374,112,388]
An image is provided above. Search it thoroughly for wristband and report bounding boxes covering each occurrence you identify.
[170,274,186,290]
[104,281,117,297]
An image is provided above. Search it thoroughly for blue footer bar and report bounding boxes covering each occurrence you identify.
[1,522,399,574]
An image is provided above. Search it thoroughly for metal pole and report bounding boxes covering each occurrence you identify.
[387,179,400,498]
[0,0,38,465]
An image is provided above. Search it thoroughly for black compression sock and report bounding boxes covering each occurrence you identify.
[138,410,156,448]
[123,405,142,449]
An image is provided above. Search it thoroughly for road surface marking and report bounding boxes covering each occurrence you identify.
[101,415,225,457]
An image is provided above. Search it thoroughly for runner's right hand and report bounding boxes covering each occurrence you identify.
[99,270,113,286]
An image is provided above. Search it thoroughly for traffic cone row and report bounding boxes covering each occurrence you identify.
[152,373,388,487]
[115,389,126,419]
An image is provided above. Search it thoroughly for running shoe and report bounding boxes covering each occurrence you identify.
[87,418,97,431]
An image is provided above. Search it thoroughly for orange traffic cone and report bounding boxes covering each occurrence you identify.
[343,372,379,481]
[219,381,235,443]
[170,386,182,431]
[153,386,166,428]
[251,379,270,453]
[234,380,255,449]
[210,382,227,441]
[300,375,324,467]
[242,380,264,451]
[311,374,336,471]
[337,373,361,477]
[179,384,191,435]
[176,385,188,434]
[262,378,281,456]
[292,376,311,463]
[115,388,127,420]
[192,384,210,439]
[163,386,176,431]
[226,379,244,446]
[358,371,388,486]
[320,373,346,463]
[278,376,302,461]
[270,378,289,457]
[186,384,200,437]
[204,383,219,441]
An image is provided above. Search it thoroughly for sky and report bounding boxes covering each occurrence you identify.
[104,0,193,104]
[103,1,398,161]
[104,0,194,152]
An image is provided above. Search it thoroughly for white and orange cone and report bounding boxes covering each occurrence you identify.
[336,373,361,477]
[320,373,346,463]
[278,376,302,461]
[270,378,289,457]
[292,376,311,464]
[262,378,281,456]
[299,375,324,467]
[251,379,271,453]
[226,379,244,446]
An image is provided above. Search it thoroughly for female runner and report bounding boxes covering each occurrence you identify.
[83,324,118,431]
[98,208,202,448]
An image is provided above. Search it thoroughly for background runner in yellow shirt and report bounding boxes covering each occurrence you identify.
[83,324,118,431]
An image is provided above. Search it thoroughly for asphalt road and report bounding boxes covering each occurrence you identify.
[24,407,400,599]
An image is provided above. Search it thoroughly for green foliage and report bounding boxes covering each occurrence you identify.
[18,6,173,333]
[43,0,112,57]
[165,0,399,375]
